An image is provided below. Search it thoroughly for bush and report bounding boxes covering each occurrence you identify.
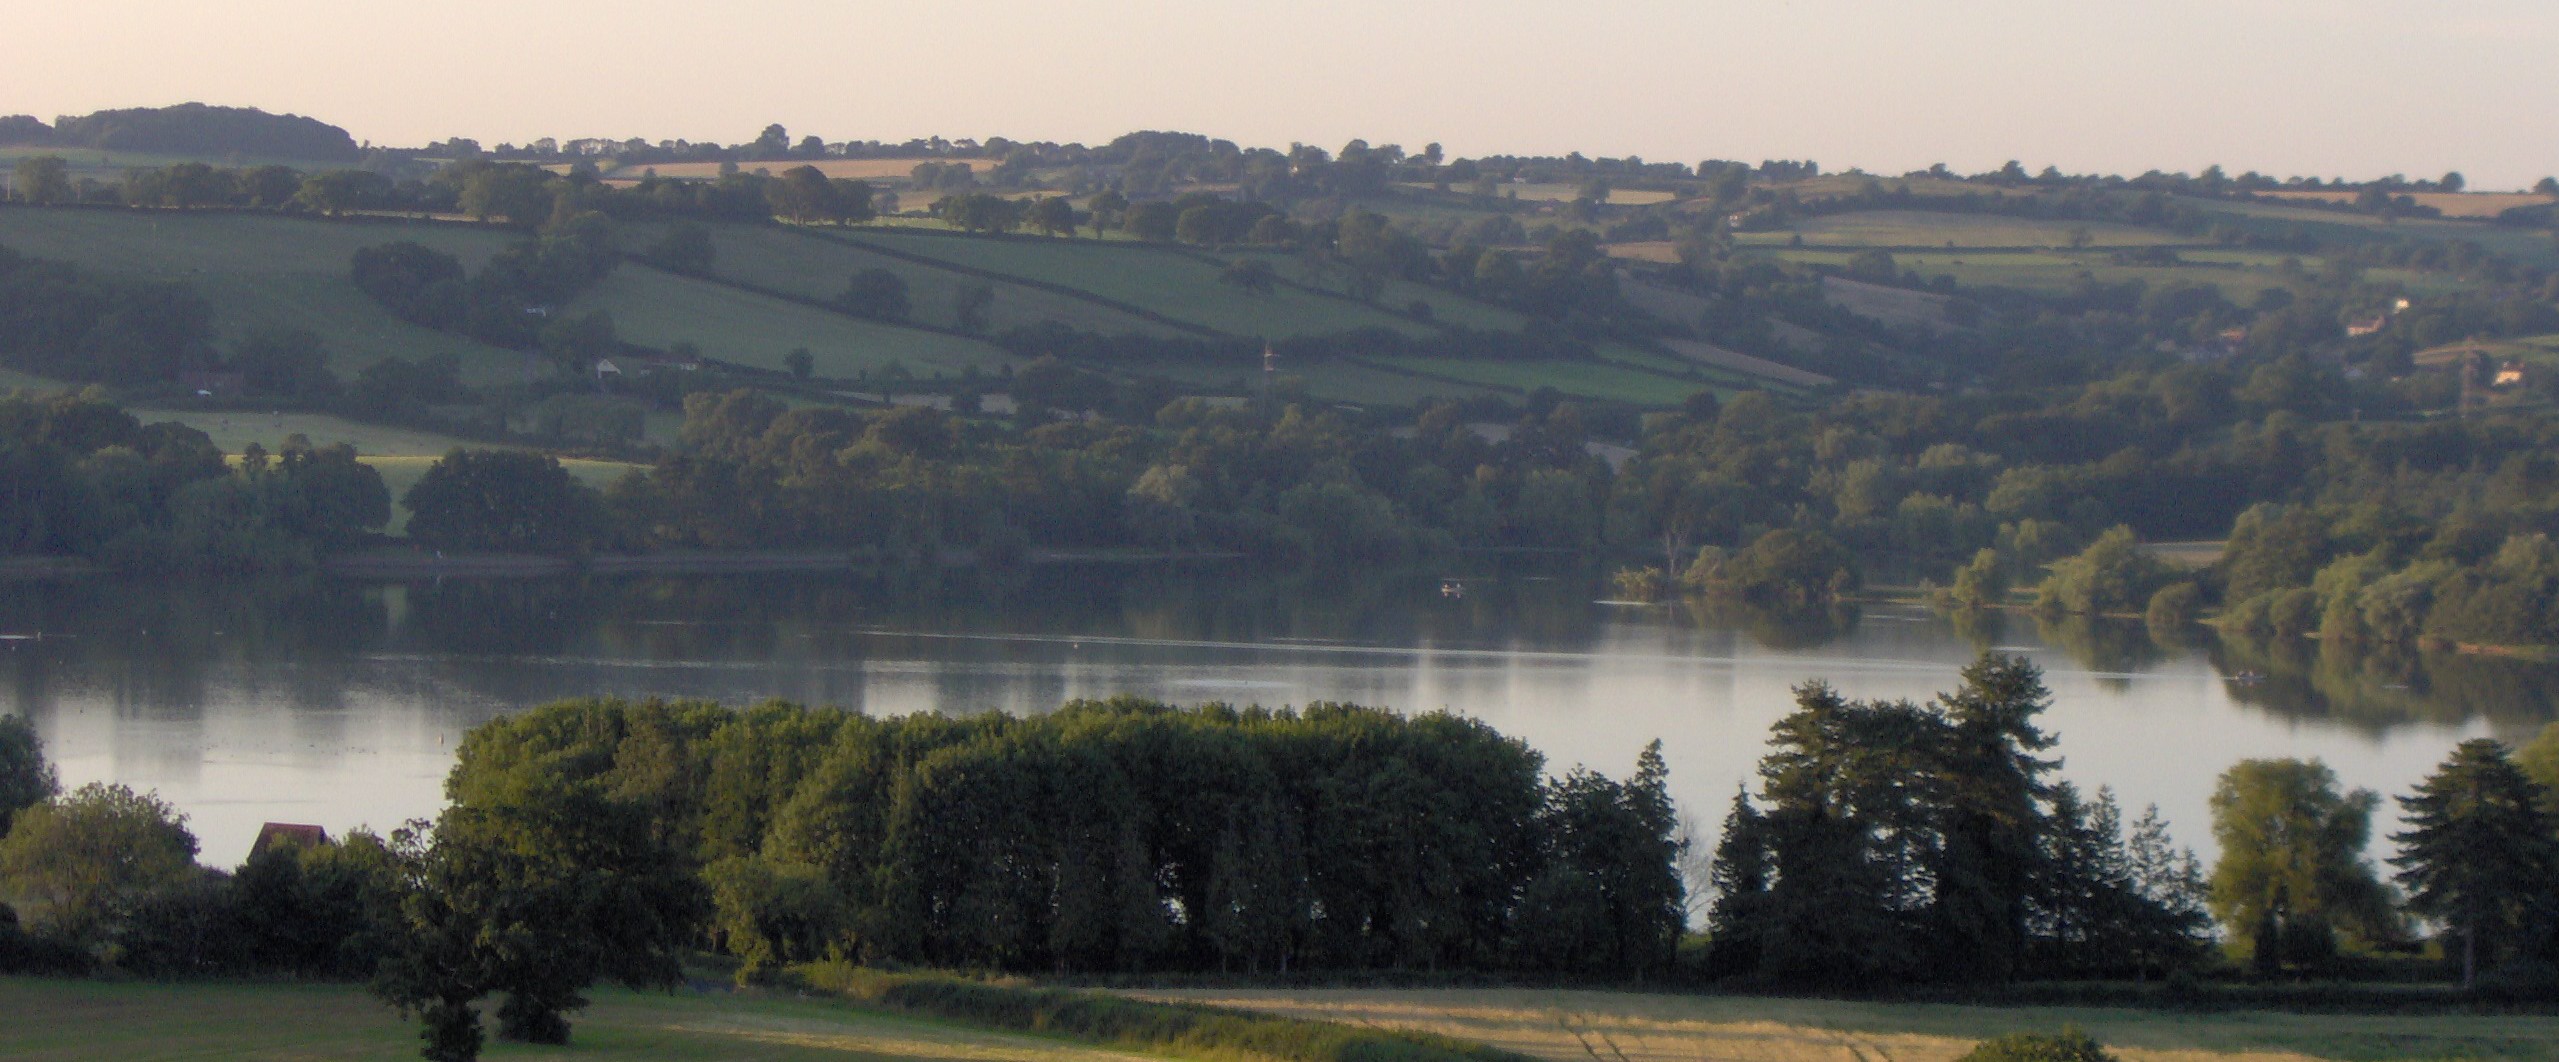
[1956,1028,2116,1062]
[2145,581,2202,628]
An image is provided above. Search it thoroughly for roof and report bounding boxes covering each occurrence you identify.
[249,822,329,859]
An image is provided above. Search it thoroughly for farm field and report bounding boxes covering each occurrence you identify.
[587,157,960,182]
[2184,198,2559,267]
[1362,354,1714,406]
[0,143,355,181]
[844,230,1445,339]
[131,406,482,456]
[2258,188,2551,219]
[0,977,1171,1062]
[1736,210,2189,249]
[1766,247,2305,303]
[669,223,1175,336]
[0,207,530,382]
[566,263,1013,378]
[1476,183,1680,206]
[1138,986,2559,1062]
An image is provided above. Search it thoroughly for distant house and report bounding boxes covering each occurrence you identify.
[249,822,329,860]
[179,370,245,396]
[593,358,622,378]
[2495,361,2526,388]
[629,351,702,373]
[2345,316,2387,337]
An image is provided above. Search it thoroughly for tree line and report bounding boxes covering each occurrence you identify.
[0,697,1682,1059]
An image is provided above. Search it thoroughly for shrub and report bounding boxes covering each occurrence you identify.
[1957,1028,2116,1062]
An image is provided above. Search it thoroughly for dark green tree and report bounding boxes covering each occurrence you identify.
[0,715,59,837]
[403,449,603,554]
[2389,739,2558,988]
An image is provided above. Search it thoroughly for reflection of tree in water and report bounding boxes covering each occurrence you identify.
[1675,597,1858,649]
[2210,630,2559,735]
[2031,614,2166,683]
[1945,607,2010,653]
[0,578,386,711]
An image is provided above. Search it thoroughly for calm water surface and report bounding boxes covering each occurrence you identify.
[5,566,2554,866]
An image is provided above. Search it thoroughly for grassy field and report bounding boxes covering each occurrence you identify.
[567,264,1013,378]
[0,976,1173,1062]
[845,231,1444,339]
[2258,189,2552,219]
[1737,210,2188,250]
[1138,987,2559,1062]
[132,407,485,456]
[1363,355,1715,407]
[670,223,1175,336]
[588,157,961,183]
[2184,198,2559,268]
[0,144,357,182]
[0,207,529,383]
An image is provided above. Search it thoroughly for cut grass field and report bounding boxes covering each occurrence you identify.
[666,222,1176,336]
[845,230,1444,339]
[0,206,529,383]
[2258,189,2552,219]
[0,976,1173,1062]
[1136,987,2559,1062]
[587,157,962,182]
[568,263,1014,378]
[1736,210,2188,250]
[1766,248,2307,304]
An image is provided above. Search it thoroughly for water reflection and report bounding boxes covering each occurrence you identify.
[3,568,2553,867]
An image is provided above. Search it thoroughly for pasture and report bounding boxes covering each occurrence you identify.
[1139,986,2559,1062]
[671,222,1175,336]
[568,263,1013,378]
[1734,210,2188,249]
[132,407,483,456]
[588,157,972,183]
[2258,188,2551,219]
[1362,354,1715,407]
[0,977,1170,1062]
[845,230,1443,339]
[0,206,528,383]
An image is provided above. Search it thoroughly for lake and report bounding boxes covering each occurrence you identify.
[5,565,2554,869]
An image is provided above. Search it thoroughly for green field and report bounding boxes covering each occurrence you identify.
[1737,210,2190,250]
[2184,198,2559,268]
[844,230,1445,339]
[0,977,1172,1062]
[655,223,1176,336]
[0,144,359,182]
[567,263,1012,378]
[1768,247,2307,303]
[0,207,529,383]
[1147,987,2559,1062]
[1363,354,1714,407]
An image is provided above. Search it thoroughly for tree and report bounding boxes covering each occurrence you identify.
[403,449,603,553]
[293,169,392,216]
[954,283,996,334]
[785,348,814,381]
[228,328,340,400]
[641,223,716,276]
[1220,258,1277,295]
[835,268,910,322]
[2388,739,2557,988]
[2208,758,2395,971]
[0,783,198,952]
[13,155,73,205]
[0,715,59,836]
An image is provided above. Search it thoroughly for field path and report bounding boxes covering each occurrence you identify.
[1131,987,2559,1062]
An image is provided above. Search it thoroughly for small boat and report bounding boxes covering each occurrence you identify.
[1440,579,1465,599]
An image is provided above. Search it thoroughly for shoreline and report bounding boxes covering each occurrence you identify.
[0,548,1249,583]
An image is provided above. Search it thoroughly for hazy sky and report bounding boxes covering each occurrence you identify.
[9,0,2555,188]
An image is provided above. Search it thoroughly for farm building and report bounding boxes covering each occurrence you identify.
[248,822,329,859]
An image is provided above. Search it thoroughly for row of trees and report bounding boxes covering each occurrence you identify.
[0,697,1682,1059]
[0,391,389,570]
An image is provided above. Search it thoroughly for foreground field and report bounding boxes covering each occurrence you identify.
[1138,987,2559,1062]
[0,977,1171,1062]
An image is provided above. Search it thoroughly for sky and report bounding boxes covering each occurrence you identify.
[7,0,2556,189]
